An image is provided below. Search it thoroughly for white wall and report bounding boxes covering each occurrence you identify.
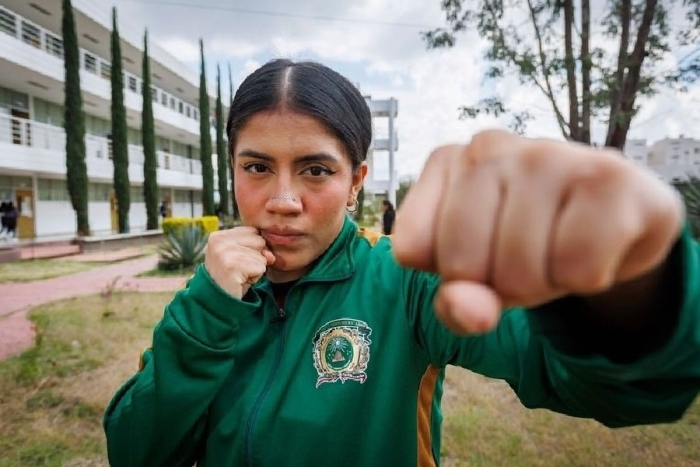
[35,201,77,237]
[129,202,147,231]
[171,202,203,218]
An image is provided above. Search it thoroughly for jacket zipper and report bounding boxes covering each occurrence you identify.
[244,306,287,467]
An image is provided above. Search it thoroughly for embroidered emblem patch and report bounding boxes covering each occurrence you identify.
[312,318,372,388]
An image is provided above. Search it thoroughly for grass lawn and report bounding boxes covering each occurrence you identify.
[0,293,697,466]
[0,260,103,284]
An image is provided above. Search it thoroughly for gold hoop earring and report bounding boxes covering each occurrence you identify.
[346,198,359,213]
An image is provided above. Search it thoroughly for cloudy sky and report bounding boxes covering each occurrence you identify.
[113,0,700,180]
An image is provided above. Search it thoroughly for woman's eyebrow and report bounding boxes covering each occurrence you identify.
[236,150,339,164]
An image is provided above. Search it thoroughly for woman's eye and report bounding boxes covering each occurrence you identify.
[302,166,334,177]
[243,163,269,174]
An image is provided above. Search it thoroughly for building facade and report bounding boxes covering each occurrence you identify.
[623,136,700,183]
[0,0,221,239]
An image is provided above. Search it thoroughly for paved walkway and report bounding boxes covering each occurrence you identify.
[0,255,187,361]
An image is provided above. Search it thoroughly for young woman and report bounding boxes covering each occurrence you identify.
[104,59,700,467]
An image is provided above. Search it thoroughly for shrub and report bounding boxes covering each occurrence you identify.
[157,224,207,271]
[162,216,219,235]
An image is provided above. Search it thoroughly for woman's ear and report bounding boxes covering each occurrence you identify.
[351,162,368,199]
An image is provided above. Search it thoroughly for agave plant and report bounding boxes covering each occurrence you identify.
[157,224,208,271]
[673,177,700,239]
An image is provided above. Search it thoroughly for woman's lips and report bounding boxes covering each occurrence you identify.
[261,229,305,246]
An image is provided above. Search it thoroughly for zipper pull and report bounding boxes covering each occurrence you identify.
[270,308,286,323]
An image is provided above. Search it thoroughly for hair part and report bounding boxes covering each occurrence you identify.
[226,59,372,171]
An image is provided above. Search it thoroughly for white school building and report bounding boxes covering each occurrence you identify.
[0,0,400,240]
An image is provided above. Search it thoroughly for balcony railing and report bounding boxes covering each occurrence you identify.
[0,113,202,175]
[0,5,218,131]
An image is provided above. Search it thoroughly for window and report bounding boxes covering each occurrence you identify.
[84,53,98,74]
[151,86,158,102]
[130,186,145,202]
[38,179,70,201]
[161,92,168,106]
[178,101,184,114]
[20,20,40,48]
[100,62,111,80]
[193,109,198,121]
[0,9,16,37]
[174,190,190,203]
[88,183,110,202]
[170,97,176,110]
[186,106,191,118]
[128,76,138,92]
[45,34,63,58]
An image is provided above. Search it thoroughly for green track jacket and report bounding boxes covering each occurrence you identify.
[104,217,700,467]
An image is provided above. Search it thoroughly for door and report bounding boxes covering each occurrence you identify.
[164,194,173,217]
[11,109,30,146]
[14,188,35,239]
[109,191,118,232]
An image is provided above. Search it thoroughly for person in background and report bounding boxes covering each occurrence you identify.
[381,199,395,235]
[103,59,700,467]
[3,201,18,241]
[0,200,8,239]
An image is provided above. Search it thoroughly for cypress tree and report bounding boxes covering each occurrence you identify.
[62,0,90,236]
[110,7,130,233]
[142,30,159,230]
[355,185,365,222]
[215,65,229,215]
[199,39,215,215]
[228,62,238,219]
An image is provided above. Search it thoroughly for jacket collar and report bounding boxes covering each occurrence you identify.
[255,215,358,290]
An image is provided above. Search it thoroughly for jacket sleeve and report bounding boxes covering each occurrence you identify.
[103,265,261,466]
[404,228,700,428]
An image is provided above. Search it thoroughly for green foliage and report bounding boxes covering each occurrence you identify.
[142,30,160,230]
[199,39,215,215]
[423,0,700,148]
[215,65,230,215]
[157,224,207,271]
[228,62,239,219]
[673,177,700,238]
[62,0,90,236]
[111,8,130,233]
[396,176,415,208]
[355,185,365,221]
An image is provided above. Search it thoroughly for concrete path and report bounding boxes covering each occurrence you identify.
[0,255,187,361]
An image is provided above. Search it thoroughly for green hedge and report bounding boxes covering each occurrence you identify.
[162,216,219,235]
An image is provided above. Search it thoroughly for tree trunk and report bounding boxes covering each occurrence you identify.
[605,0,632,147]
[563,0,579,141]
[580,0,591,145]
[605,0,658,148]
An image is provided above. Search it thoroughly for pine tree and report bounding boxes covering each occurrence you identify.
[199,39,215,215]
[62,0,90,236]
[110,7,130,233]
[142,30,159,230]
[215,65,229,215]
[228,62,238,219]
